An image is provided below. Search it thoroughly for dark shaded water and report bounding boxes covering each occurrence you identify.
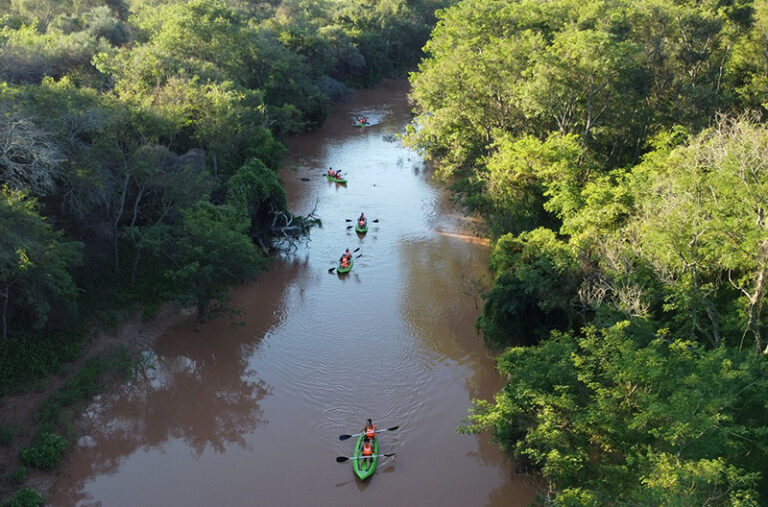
[49,80,537,506]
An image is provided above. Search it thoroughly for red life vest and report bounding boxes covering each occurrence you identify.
[362,440,373,456]
[365,424,376,438]
[342,258,349,267]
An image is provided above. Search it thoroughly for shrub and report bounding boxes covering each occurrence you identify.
[6,487,45,507]
[19,432,67,470]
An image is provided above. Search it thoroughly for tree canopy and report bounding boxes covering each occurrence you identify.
[407,0,768,502]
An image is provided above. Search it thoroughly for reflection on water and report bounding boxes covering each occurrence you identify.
[49,81,537,507]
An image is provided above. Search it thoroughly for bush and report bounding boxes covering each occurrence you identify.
[19,432,67,470]
[6,487,45,507]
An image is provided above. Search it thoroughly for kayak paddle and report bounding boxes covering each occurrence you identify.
[336,453,396,463]
[339,425,399,441]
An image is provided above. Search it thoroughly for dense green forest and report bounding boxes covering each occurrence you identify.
[406,0,768,504]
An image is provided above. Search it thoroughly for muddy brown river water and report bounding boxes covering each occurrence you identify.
[48,80,538,506]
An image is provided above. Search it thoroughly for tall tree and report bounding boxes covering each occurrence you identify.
[160,200,266,329]
[0,187,82,339]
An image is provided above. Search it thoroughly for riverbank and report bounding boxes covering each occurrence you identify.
[0,304,195,503]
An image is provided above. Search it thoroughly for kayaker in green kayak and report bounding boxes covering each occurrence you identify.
[361,437,374,465]
[358,212,367,228]
[364,418,375,438]
[340,249,351,263]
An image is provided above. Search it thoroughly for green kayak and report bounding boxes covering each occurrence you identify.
[354,121,369,127]
[352,434,378,480]
[326,174,347,184]
[337,258,353,274]
[355,221,368,233]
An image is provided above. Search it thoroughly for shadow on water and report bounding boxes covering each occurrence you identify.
[48,260,308,505]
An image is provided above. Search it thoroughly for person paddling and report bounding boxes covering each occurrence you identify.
[364,418,376,439]
[361,436,373,466]
[358,212,367,228]
[340,249,351,263]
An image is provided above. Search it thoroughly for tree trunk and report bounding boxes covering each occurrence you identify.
[746,239,768,353]
[113,172,131,272]
[702,297,722,346]
[689,263,721,346]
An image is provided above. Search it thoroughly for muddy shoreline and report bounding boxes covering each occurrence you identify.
[0,304,195,501]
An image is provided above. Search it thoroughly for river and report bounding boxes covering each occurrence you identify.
[48,80,538,506]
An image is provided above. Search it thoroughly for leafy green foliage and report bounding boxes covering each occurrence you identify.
[463,322,768,504]
[160,201,266,326]
[481,132,588,235]
[0,187,83,339]
[226,157,287,231]
[478,228,579,347]
[6,487,45,507]
[20,432,67,470]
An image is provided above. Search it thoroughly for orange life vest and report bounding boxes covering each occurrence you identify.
[362,441,373,456]
[365,424,375,438]
[341,258,349,267]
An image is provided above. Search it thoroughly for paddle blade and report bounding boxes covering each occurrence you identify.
[345,219,352,222]
[339,434,352,441]
[346,226,353,229]
[386,426,399,431]
[328,267,336,273]
[353,247,360,252]
[373,219,379,223]
[336,456,350,463]
[356,253,362,258]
